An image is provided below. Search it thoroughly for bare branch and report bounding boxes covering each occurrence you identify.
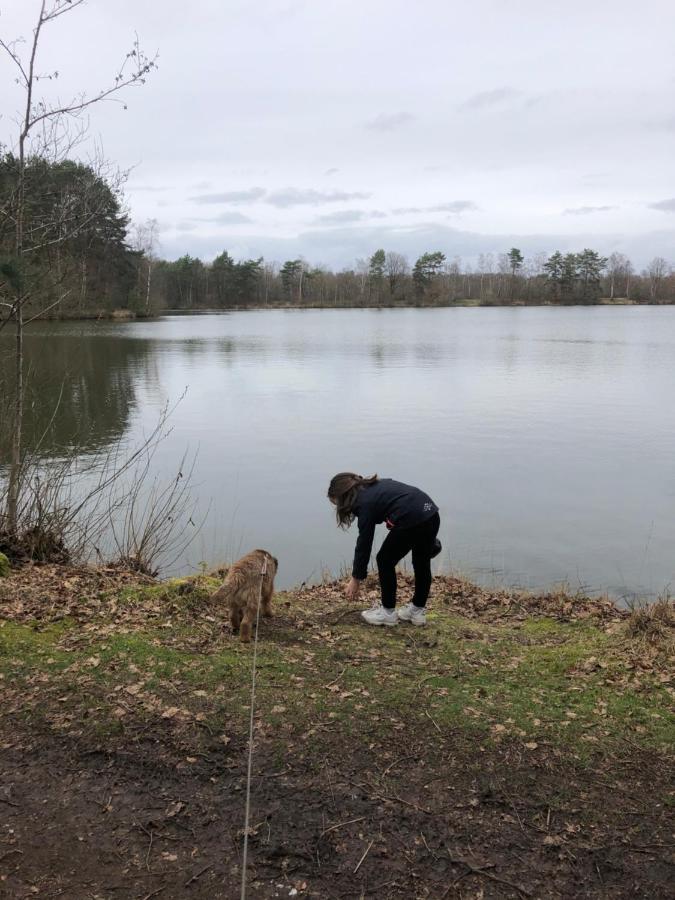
[42,1,87,24]
[0,37,30,86]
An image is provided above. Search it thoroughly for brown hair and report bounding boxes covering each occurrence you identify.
[327,472,378,529]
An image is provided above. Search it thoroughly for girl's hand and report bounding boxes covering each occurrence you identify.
[345,577,362,601]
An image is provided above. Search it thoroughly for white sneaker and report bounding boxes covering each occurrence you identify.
[397,602,427,626]
[361,605,398,627]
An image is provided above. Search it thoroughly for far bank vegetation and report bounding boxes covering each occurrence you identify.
[2,160,675,319]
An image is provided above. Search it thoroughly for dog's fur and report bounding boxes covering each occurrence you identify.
[211,549,278,642]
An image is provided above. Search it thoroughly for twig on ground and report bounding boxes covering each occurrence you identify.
[328,609,357,625]
[135,821,155,872]
[324,668,346,689]
[139,889,164,900]
[381,754,416,777]
[183,864,212,886]
[319,816,366,839]
[424,710,442,733]
[368,791,432,816]
[421,832,438,859]
[0,797,20,807]
[445,853,532,898]
[364,879,399,895]
[353,839,374,874]
[416,673,440,692]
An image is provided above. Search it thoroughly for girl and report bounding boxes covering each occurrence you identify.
[327,473,441,626]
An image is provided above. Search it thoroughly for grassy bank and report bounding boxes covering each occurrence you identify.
[1,565,673,898]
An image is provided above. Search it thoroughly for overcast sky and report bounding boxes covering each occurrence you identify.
[2,0,675,268]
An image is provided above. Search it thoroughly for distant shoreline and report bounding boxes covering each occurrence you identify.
[8,297,675,324]
[161,297,663,313]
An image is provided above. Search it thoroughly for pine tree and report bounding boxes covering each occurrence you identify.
[576,249,608,302]
[412,251,446,298]
[368,248,385,304]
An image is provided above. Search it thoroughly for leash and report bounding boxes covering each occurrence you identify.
[240,552,268,900]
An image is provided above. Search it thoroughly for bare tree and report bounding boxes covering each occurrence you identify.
[131,217,160,314]
[354,257,369,304]
[262,260,278,305]
[645,256,668,302]
[0,0,156,536]
[384,251,408,301]
[606,252,632,300]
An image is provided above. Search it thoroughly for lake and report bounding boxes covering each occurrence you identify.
[4,306,675,601]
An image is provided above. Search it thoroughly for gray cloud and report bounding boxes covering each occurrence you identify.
[188,186,371,209]
[364,111,415,131]
[187,211,254,225]
[461,87,522,110]
[649,198,675,213]
[158,222,675,271]
[563,205,616,215]
[190,188,266,205]
[315,209,387,225]
[324,167,340,176]
[266,188,371,207]
[316,210,368,225]
[393,201,478,215]
[212,211,254,225]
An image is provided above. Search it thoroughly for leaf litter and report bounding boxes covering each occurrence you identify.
[0,564,673,898]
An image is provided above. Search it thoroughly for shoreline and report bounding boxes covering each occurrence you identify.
[7,297,675,324]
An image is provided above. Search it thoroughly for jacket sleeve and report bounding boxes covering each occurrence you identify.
[352,512,376,580]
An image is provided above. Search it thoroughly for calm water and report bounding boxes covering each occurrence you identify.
[3,307,675,600]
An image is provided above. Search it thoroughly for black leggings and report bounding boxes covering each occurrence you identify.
[376,513,440,609]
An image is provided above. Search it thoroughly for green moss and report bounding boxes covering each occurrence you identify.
[1,581,672,758]
[0,620,74,673]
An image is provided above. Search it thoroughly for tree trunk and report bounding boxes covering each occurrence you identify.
[80,255,87,312]
[145,260,152,313]
[6,306,23,534]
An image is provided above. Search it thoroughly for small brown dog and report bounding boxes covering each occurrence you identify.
[211,549,278,642]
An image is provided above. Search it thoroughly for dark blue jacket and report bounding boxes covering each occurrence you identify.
[352,478,439,579]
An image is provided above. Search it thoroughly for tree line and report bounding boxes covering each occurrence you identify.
[154,245,675,310]
[3,157,675,320]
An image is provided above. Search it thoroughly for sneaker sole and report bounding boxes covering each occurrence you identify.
[399,617,426,626]
[360,613,398,627]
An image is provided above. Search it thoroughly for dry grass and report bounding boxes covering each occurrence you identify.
[627,595,675,649]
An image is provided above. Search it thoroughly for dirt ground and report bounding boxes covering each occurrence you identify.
[2,727,673,899]
[1,565,673,898]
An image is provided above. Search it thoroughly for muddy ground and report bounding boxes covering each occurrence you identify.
[2,727,673,899]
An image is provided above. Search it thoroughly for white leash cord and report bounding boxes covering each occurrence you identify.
[240,553,268,900]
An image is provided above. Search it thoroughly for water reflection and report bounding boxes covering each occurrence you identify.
[1,307,674,600]
[0,332,157,461]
